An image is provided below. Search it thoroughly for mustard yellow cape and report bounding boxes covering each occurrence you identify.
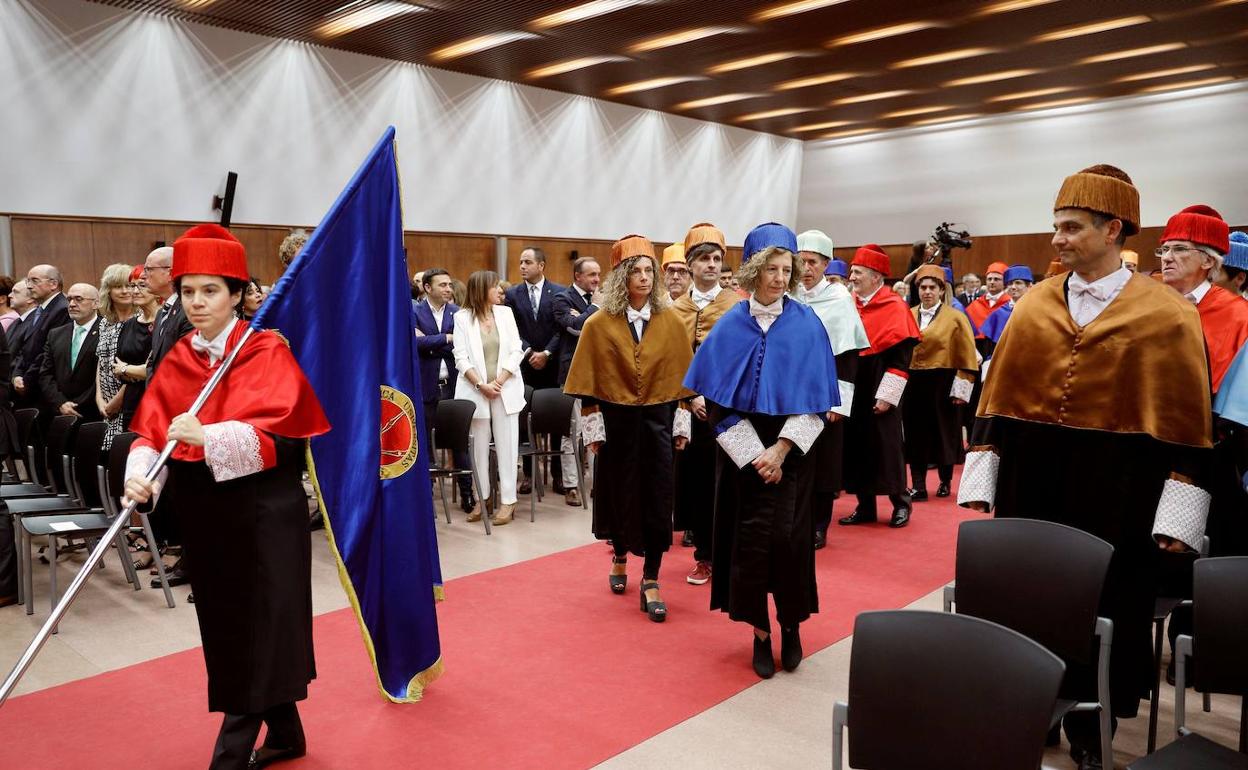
[910,304,979,374]
[979,273,1211,448]
[564,308,695,405]
[670,290,740,350]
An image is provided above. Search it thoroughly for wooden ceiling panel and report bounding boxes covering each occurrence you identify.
[90,0,1248,138]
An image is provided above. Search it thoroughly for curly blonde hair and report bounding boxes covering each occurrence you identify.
[599,255,670,317]
[736,247,801,294]
[278,229,309,268]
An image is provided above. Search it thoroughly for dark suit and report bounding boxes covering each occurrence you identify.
[504,279,565,390]
[7,313,35,410]
[16,294,70,407]
[550,285,598,387]
[147,296,194,380]
[956,290,981,307]
[414,299,471,499]
[39,317,101,422]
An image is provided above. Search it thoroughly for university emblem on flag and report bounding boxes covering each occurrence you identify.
[379,385,418,479]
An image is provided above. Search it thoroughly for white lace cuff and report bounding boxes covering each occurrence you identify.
[875,371,907,407]
[123,445,167,508]
[674,407,691,442]
[581,410,606,445]
[716,418,765,469]
[957,449,1000,509]
[779,414,824,455]
[1152,477,1211,551]
[950,376,974,402]
[832,379,854,417]
[203,421,265,482]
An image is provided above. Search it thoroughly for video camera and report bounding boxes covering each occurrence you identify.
[929,222,973,264]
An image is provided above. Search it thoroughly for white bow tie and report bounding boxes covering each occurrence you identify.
[749,299,783,320]
[191,331,228,362]
[692,290,717,305]
[1070,282,1108,302]
[626,305,651,325]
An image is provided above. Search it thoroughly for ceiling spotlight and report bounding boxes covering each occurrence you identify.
[975,0,1058,16]
[911,113,980,126]
[817,127,877,140]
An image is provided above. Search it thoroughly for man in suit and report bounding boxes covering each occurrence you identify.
[505,246,566,494]
[144,246,194,379]
[14,264,70,414]
[39,283,101,421]
[955,272,982,307]
[551,257,601,506]
[6,280,38,385]
[414,268,474,511]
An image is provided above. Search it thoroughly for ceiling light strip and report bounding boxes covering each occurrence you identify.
[629,26,743,53]
[1116,64,1217,82]
[605,76,706,95]
[1079,42,1186,64]
[892,47,996,69]
[943,68,1040,87]
[753,0,852,22]
[735,107,814,122]
[530,0,649,31]
[1032,16,1152,43]
[829,89,913,105]
[708,51,803,74]
[774,72,856,90]
[828,21,940,47]
[676,93,765,110]
[429,31,537,62]
[1138,75,1235,93]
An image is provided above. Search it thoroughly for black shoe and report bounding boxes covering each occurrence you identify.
[813,530,827,550]
[838,510,877,526]
[307,512,324,532]
[518,478,532,495]
[753,633,775,679]
[248,744,307,769]
[459,492,476,514]
[639,580,666,622]
[187,593,195,604]
[1077,753,1103,770]
[889,507,911,528]
[152,568,189,589]
[681,530,694,547]
[908,488,929,502]
[780,625,802,672]
[1045,724,1061,747]
[935,482,951,498]
[609,556,627,595]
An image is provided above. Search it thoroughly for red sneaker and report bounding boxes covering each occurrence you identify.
[686,561,711,585]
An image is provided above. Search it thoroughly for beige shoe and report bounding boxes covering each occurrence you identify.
[491,503,515,526]
[466,502,483,523]
[564,488,582,506]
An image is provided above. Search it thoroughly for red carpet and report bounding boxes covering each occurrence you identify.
[0,473,979,769]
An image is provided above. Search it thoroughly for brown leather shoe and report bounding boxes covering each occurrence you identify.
[518,478,533,495]
[565,488,582,506]
[466,502,483,523]
[491,503,515,526]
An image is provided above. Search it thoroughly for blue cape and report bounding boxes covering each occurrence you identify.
[1215,342,1248,428]
[979,301,1013,343]
[683,297,840,415]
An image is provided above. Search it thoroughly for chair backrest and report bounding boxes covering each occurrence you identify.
[44,415,81,495]
[14,408,38,450]
[107,432,139,507]
[954,518,1112,663]
[432,399,476,454]
[847,610,1064,770]
[529,387,575,438]
[70,421,109,508]
[14,408,40,483]
[1192,556,1248,696]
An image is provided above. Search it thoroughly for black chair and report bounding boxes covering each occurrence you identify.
[1148,537,1211,753]
[518,388,586,522]
[1129,556,1248,769]
[943,518,1116,767]
[833,610,1065,770]
[104,432,175,608]
[0,408,45,493]
[430,399,491,534]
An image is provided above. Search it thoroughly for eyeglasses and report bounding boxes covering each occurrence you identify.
[143,264,172,272]
[66,295,95,304]
[1154,245,1202,258]
[27,276,48,285]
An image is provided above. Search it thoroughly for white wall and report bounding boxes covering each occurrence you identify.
[0,0,802,245]
[798,82,1248,246]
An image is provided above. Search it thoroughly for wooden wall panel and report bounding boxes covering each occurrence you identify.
[405,233,495,286]
[11,218,95,286]
[505,237,615,287]
[89,221,166,281]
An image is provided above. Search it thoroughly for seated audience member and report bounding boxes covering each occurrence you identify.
[39,283,101,421]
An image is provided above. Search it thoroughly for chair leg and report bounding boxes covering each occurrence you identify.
[115,530,140,590]
[140,512,176,609]
[1096,618,1114,769]
[49,536,58,612]
[13,514,25,607]
[1148,618,1164,753]
[24,526,34,616]
[437,476,451,525]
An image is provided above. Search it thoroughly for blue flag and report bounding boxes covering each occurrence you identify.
[252,126,443,702]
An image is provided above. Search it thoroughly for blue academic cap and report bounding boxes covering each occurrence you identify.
[743,222,798,262]
[1004,264,1034,283]
[825,259,849,278]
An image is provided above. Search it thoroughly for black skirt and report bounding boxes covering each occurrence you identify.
[902,368,965,467]
[591,402,676,556]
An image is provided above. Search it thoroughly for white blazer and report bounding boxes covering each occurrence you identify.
[452,304,527,418]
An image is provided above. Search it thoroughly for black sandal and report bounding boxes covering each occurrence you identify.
[609,556,628,594]
[639,580,666,622]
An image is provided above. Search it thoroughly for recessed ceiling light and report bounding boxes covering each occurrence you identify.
[735,107,815,122]
[892,47,997,69]
[817,127,877,140]
[527,55,629,79]
[675,93,765,110]
[1138,75,1234,93]
[790,119,856,132]
[752,0,852,22]
[882,105,953,118]
[1079,42,1186,64]
[708,51,805,74]
[1116,64,1217,82]
[1015,96,1095,110]
[429,31,537,61]
[943,68,1040,87]
[318,1,425,37]
[987,86,1074,102]
[1032,16,1152,43]
[975,0,1058,15]
[605,76,707,96]
[530,1,650,30]
[829,89,914,105]
[911,113,980,126]
[628,26,745,53]
[828,21,940,47]
[773,71,856,90]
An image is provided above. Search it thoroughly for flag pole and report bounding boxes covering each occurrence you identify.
[0,326,257,708]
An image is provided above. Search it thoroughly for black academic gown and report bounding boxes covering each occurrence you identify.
[169,437,315,715]
[708,408,818,630]
[902,367,964,469]
[843,339,917,496]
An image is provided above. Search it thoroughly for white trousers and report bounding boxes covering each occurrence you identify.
[560,398,582,486]
[471,399,519,505]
